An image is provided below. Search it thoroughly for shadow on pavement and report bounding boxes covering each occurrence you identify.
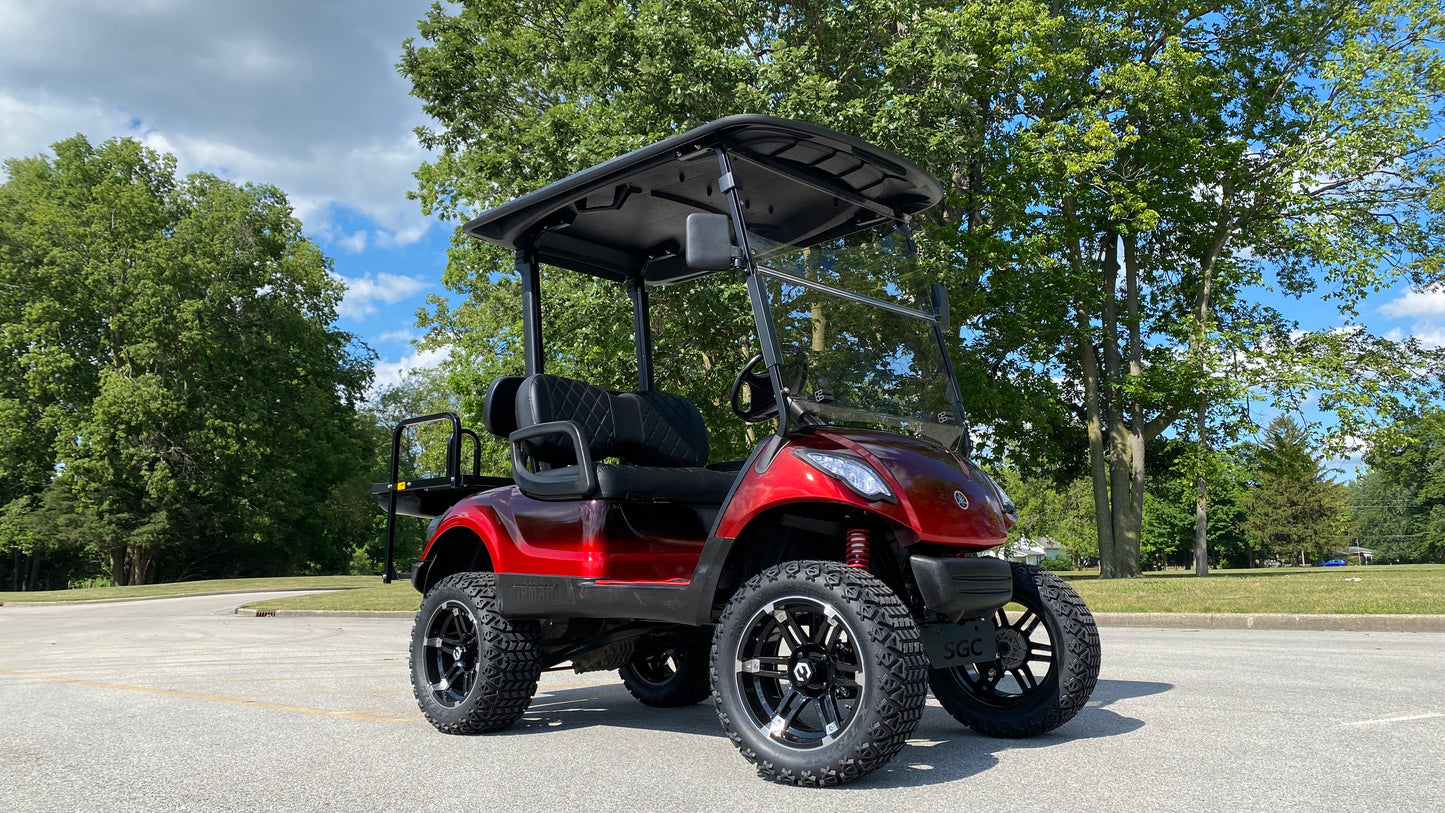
[497,677,1165,788]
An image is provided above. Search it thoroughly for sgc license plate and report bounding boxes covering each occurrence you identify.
[920,620,997,668]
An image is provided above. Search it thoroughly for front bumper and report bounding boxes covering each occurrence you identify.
[910,555,1012,621]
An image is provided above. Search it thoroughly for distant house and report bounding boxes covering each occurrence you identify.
[989,536,1064,566]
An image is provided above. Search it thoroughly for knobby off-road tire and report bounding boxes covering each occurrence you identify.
[410,571,542,734]
[619,630,713,707]
[711,561,928,786]
[929,562,1100,738]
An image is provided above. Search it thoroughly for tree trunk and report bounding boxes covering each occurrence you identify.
[1077,316,1114,571]
[109,545,129,587]
[1100,234,1142,578]
[26,548,42,591]
[1194,396,1209,576]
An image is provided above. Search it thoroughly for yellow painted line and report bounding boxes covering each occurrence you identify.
[142,673,401,685]
[234,689,414,697]
[0,668,414,724]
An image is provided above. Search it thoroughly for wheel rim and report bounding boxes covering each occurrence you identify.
[421,599,480,708]
[734,595,864,749]
[940,596,1056,708]
[630,651,681,686]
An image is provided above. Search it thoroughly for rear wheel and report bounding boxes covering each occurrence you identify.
[711,561,927,786]
[928,562,1100,738]
[410,571,542,734]
[619,631,712,707]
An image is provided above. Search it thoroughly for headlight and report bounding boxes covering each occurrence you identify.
[975,468,1017,516]
[799,451,894,502]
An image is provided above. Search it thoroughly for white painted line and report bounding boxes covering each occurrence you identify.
[1342,712,1443,727]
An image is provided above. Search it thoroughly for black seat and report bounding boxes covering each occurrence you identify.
[505,374,734,503]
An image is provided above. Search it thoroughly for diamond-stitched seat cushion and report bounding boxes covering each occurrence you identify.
[513,374,711,469]
[512,374,726,503]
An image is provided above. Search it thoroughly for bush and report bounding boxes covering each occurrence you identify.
[1038,555,1075,572]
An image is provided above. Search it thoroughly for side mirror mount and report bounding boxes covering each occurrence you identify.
[686,213,735,271]
[930,283,951,333]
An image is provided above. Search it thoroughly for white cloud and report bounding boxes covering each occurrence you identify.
[1408,327,1445,349]
[0,0,437,247]
[375,329,419,345]
[372,346,448,391]
[338,231,369,254]
[1379,289,1445,318]
[335,272,428,319]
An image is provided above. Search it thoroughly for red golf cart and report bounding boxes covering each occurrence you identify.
[376,115,1099,786]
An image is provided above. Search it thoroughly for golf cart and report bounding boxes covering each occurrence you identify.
[376,115,1100,786]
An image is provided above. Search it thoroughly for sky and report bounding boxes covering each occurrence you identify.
[1,0,1439,461]
[0,0,451,390]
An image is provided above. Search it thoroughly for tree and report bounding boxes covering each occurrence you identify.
[0,135,374,585]
[1357,408,1445,563]
[399,0,1445,579]
[995,468,1099,567]
[1140,439,1248,570]
[1238,416,1348,565]
[1345,470,1416,563]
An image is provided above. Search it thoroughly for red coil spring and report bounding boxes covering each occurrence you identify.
[844,527,870,570]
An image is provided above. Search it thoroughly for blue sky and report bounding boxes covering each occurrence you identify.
[0,0,452,390]
[2,0,1439,434]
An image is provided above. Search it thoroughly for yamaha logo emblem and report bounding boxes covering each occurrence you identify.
[953,490,969,510]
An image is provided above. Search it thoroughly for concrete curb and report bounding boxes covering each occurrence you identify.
[1093,612,1445,633]
[0,587,356,607]
[234,607,413,618]
[230,606,1445,632]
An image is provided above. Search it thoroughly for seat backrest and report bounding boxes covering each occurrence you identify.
[482,376,525,439]
[513,374,709,468]
[616,390,709,467]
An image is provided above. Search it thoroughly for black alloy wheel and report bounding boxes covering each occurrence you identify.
[421,599,480,707]
[410,571,542,734]
[712,561,926,786]
[928,562,1100,738]
[619,631,712,707]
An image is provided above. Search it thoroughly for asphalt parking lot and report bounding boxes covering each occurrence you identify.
[1,593,1442,813]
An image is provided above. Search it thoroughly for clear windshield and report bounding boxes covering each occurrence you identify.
[750,221,966,449]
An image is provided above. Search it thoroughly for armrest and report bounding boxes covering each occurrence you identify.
[510,421,598,500]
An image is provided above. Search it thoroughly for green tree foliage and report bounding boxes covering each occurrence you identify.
[0,135,375,587]
[1239,416,1348,566]
[399,0,1445,578]
[1140,441,1248,570]
[995,469,1098,566]
[1357,408,1445,563]
[1346,471,1417,563]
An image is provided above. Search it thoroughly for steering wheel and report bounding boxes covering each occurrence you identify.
[729,353,779,422]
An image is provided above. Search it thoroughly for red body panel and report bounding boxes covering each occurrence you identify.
[713,429,1010,548]
[425,428,1008,580]
[425,488,709,581]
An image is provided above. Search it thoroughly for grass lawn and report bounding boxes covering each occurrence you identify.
[11,564,1445,616]
[1061,563,1445,615]
[0,575,377,604]
[244,581,421,612]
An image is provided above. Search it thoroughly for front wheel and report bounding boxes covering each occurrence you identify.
[410,571,542,734]
[711,561,927,786]
[928,562,1100,738]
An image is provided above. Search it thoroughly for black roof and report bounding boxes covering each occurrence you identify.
[461,115,943,284]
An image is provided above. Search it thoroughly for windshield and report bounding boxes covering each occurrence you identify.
[750,221,966,449]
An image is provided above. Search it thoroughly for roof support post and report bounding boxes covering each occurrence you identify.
[627,277,654,391]
[517,246,543,375]
[714,147,789,434]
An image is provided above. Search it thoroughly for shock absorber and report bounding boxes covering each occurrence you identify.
[844,527,870,570]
